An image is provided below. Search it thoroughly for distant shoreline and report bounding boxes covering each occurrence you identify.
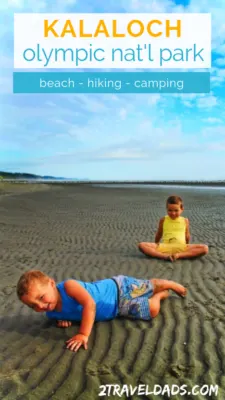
[2,179,225,187]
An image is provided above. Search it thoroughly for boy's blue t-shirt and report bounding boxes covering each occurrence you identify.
[46,278,119,322]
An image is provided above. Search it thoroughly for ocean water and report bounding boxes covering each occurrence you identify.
[4,179,225,192]
[93,184,225,191]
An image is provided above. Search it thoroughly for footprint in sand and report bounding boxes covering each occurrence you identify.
[169,364,194,379]
[2,286,15,296]
[86,363,112,376]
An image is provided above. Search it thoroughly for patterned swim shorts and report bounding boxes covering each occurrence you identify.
[112,275,154,320]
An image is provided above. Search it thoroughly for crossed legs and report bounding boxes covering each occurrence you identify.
[139,242,208,261]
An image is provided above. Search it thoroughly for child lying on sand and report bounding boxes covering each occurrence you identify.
[17,270,187,352]
[138,195,208,261]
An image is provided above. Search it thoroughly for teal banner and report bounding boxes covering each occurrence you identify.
[13,72,210,94]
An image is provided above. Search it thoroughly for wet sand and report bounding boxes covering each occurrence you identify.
[0,184,225,400]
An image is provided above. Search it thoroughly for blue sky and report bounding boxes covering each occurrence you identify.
[0,0,225,180]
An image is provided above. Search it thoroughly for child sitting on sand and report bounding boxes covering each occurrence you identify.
[17,270,187,352]
[138,195,208,261]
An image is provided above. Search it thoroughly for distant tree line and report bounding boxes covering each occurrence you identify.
[0,171,64,180]
[0,171,41,179]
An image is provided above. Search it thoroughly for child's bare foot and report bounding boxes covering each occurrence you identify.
[172,253,179,261]
[162,254,173,262]
[57,320,72,328]
[151,278,187,297]
[169,282,187,298]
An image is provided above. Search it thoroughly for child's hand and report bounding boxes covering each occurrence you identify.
[57,320,72,328]
[65,334,89,352]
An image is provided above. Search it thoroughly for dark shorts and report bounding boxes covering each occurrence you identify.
[112,275,154,320]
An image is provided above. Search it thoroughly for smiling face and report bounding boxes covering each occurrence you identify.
[21,278,60,312]
[167,202,183,220]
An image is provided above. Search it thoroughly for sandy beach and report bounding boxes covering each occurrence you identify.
[0,183,224,400]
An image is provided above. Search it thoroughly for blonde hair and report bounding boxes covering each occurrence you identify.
[17,270,50,299]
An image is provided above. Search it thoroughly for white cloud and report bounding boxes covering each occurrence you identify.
[6,0,24,8]
[177,93,219,109]
[124,0,185,13]
[147,94,161,106]
[203,117,222,124]
[54,119,71,125]
[45,101,57,107]
[197,95,218,108]
[98,148,147,160]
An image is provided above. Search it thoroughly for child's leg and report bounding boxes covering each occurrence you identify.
[138,242,173,261]
[173,244,208,260]
[150,278,187,297]
[57,320,72,328]
[148,279,187,318]
[148,290,169,318]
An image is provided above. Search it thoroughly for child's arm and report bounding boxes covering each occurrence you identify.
[185,218,190,243]
[155,218,164,243]
[64,280,96,352]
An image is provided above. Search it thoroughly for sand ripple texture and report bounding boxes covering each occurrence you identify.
[0,185,224,400]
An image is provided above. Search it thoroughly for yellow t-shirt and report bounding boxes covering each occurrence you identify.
[162,215,186,244]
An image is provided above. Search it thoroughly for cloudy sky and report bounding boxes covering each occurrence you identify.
[0,0,225,180]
